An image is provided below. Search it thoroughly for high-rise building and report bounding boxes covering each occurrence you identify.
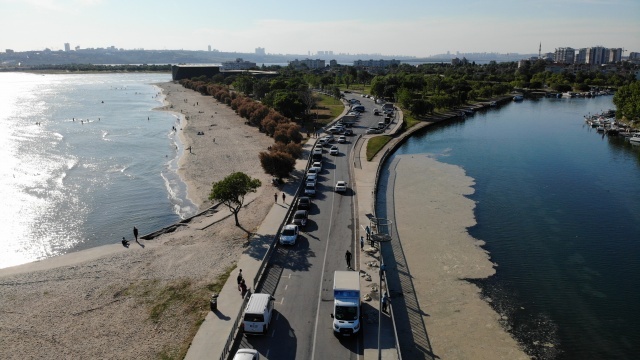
[64,43,70,52]
[575,48,587,64]
[586,46,607,65]
[608,48,623,63]
[208,45,211,52]
[554,47,575,64]
[255,47,265,55]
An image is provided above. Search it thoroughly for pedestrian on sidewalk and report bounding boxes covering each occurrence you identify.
[237,269,243,285]
[282,192,286,204]
[239,279,248,298]
[274,192,278,203]
[382,292,389,313]
[345,250,352,269]
[360,236,364,251]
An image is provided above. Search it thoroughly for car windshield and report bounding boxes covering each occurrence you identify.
[294,213,305,219]
[282,228,296,236]
[335,305,358,321]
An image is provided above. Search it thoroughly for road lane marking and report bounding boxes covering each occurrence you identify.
[280,297,285,305]
[285,284,288,291]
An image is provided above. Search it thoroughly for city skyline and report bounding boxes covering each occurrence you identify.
[2,0,639,57]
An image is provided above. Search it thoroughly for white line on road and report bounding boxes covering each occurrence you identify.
[280,297,285,305]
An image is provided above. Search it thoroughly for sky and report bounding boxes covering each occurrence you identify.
[1,0,639,57]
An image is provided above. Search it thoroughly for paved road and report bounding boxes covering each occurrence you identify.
[231,94,386,359]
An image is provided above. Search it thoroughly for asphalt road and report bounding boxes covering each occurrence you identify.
[231,94,386,359]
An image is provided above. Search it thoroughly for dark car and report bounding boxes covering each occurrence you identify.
[292,210,308,227]
[297,196,311,210]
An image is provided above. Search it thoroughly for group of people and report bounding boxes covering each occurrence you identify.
[121,226,140,248]
[237,269,248,298]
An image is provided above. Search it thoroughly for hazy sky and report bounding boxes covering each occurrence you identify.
[2,0,639,56]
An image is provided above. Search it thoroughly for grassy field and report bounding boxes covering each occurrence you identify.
[308,93,344,128]
[366,135,393,161]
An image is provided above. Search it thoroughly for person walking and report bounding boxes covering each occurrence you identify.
[274,192,278,203]
[239,279,248,298]
[282,192,286,204]
[237,269,243,285]
[133,227,139,243]
[345,250,352,269]
[382,292,389,313]
[360,236,364,251]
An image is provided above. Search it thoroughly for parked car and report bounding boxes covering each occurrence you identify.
[338,136,347,143]
[366,128,383,134]
[279,224,299,245]
[324,134,334,142]
[373,109,381,115]
[233,348,260,360]
[335,181,347,192]
[330,146,339,155]
[344,129,354,136]
[306,177,317,188]
[292,210,308,227]
[304,182,316,196]
[297,196,311,210]
[312,161,322,171]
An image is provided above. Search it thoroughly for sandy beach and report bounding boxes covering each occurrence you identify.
[0,81,275,359]
[392,154,528,359]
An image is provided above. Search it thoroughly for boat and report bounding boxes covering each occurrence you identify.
[513,94,524,101]
[489,101,497,107]
[629,135,640,144]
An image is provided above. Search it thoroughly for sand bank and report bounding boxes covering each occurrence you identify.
[392,154,528,359]
[0,82,275,359]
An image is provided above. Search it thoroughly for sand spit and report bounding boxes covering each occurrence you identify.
[0,81,275,359]
[392,154,528,359]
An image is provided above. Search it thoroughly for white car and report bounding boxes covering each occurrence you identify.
[330,146,339,155]
[312,161,322,171]
[335,181,347,192]
[338,136,346,143]
[233,349,260,360]
[306,178,317,188]
[279,224,299,245]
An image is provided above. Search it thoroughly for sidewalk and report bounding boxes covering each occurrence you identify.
[354,114,403,360]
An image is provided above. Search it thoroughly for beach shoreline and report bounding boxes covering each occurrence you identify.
[0,81,276,359]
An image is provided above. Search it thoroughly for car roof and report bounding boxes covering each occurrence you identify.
[295,210,307,215]
[283,224,298,230]
[337,181,346,184]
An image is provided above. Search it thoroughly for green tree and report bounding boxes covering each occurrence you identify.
[613,81,640,120]
[209,172,261,226]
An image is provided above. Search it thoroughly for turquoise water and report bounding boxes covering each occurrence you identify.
[0,72,196,269]
[381,96,640,359]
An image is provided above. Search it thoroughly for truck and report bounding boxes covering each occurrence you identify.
[331,271,361,336]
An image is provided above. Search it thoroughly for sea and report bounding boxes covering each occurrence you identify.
[378,95,640,359]
[0,72,196,269]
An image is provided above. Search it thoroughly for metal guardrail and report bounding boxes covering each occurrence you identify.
[219,293,250,360]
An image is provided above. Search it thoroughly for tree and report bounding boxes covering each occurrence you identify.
[209,172,261,226]
[259,151,296,180]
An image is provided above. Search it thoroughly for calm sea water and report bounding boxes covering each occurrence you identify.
[0,72,196,269]
[379,96,640,359]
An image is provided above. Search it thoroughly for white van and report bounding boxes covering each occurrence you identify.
[242,293,275,335]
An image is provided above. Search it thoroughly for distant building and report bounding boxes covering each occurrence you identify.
[586,46,607,65]
[64,43,70,52]
[255,47,265,55]
[329,59,338,67]
[289,58,325,69]
[554,47,575,64]
[172,65,220,81]
[208,45,211,52]
[353,59,400,68]
[5,49,14,54]
[575,48,587,64]
[608,48,623,63]
[221,58,257,70]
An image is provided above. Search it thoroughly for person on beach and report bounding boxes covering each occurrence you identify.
[274,192,278,203]
[133,227,139,243]
[282,193,286,204]
[121,237,129,248]
[345,250,352,269]
[237,269,243,285]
